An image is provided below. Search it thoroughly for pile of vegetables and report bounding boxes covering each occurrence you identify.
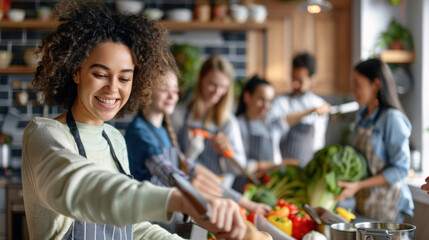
[304,144,368,210]
[247,199,316,240]
[242,144,368,238]
[244,165,307,207]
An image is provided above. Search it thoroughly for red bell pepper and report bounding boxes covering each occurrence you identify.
[289,211,316,240]
[247,211,265,224]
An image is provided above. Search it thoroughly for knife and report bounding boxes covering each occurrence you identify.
[330,101,359,115]
[169,172,211,219]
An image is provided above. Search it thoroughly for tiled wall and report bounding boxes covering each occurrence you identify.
[0,1,248,168]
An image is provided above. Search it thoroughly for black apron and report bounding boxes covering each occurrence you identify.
[232,118,274,192]
[63,111,132,240]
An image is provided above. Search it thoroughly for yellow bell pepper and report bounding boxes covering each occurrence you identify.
[336,207,356,222]
[266,206,290,218]
[267,215,292,236]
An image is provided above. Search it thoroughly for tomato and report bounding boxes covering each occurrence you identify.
[247,211,264,224]
[239,206,248,219]
[276,199,287,207]
[276,199,299,214]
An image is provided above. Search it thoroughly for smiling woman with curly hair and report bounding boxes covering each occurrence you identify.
[22,1,247,239]
[35,0,173,117]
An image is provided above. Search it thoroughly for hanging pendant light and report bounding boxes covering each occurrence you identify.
[298,0,333,14]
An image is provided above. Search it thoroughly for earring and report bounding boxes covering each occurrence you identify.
[73,73,79,84]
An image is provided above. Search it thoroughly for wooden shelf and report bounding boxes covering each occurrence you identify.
[0,66,35,75]
[0,19,61,29]
[160,20,268,31]
[380,50,415,63]
[0,19,267,31]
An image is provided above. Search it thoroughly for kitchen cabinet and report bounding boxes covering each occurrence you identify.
[250,0,352,95]
[7,183,28,240]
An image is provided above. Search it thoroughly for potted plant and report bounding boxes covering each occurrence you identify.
[377,19,413,51]
[171,43,202,101]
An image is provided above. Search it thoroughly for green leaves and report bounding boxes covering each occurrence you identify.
[171,44,202,101]
[304,144,368,210]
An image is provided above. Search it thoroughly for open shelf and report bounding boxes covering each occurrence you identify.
[0,19,267,31]
[0,66,35,75]
[380,50,415,63]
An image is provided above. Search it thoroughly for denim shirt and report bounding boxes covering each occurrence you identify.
[352,106,414,215]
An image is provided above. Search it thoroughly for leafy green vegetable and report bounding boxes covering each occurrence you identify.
[304,144,368,210]
[251,189,278,207]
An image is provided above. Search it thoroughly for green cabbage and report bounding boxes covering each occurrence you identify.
[304,144,368,210]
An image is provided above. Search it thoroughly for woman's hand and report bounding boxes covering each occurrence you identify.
[336,181,361,201]
[420,176,429,196]
[191,165,223,197]
[168,189,246,240]
[185,134,205,161]
[238,197,272,216]
[212,132,232,155]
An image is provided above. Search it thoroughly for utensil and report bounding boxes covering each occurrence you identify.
[226,155,261,186]
[191,128,261,185]
[330,101,359,115]
[355,222,415,240]
[254,213,297,240]
[303,204,322,225]
[170,172,211,219]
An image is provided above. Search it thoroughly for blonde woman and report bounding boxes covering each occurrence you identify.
[172,55,247,188]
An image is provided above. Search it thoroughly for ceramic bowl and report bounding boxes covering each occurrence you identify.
[0,51,13,69]
[115,0,144,15]
[8,9,26,22]
[144,8,163,20]
[230,5,248,23]
[249,4,267,23]
[24,48,43,67]
[167,8,192,22]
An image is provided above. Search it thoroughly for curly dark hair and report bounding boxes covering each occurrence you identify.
[34,0,177,117]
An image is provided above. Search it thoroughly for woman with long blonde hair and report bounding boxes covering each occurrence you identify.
[172,55,247,188]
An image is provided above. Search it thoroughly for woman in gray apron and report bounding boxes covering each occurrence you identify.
[233,76,298,192]
[172,55,247,184]
[21,1,247,239]
[336,59,414,222]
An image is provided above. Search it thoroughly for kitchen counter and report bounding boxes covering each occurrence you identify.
[406,174,429,205]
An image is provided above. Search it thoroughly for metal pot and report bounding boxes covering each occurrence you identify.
[331,222,356,240]
[355,222,415,240]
